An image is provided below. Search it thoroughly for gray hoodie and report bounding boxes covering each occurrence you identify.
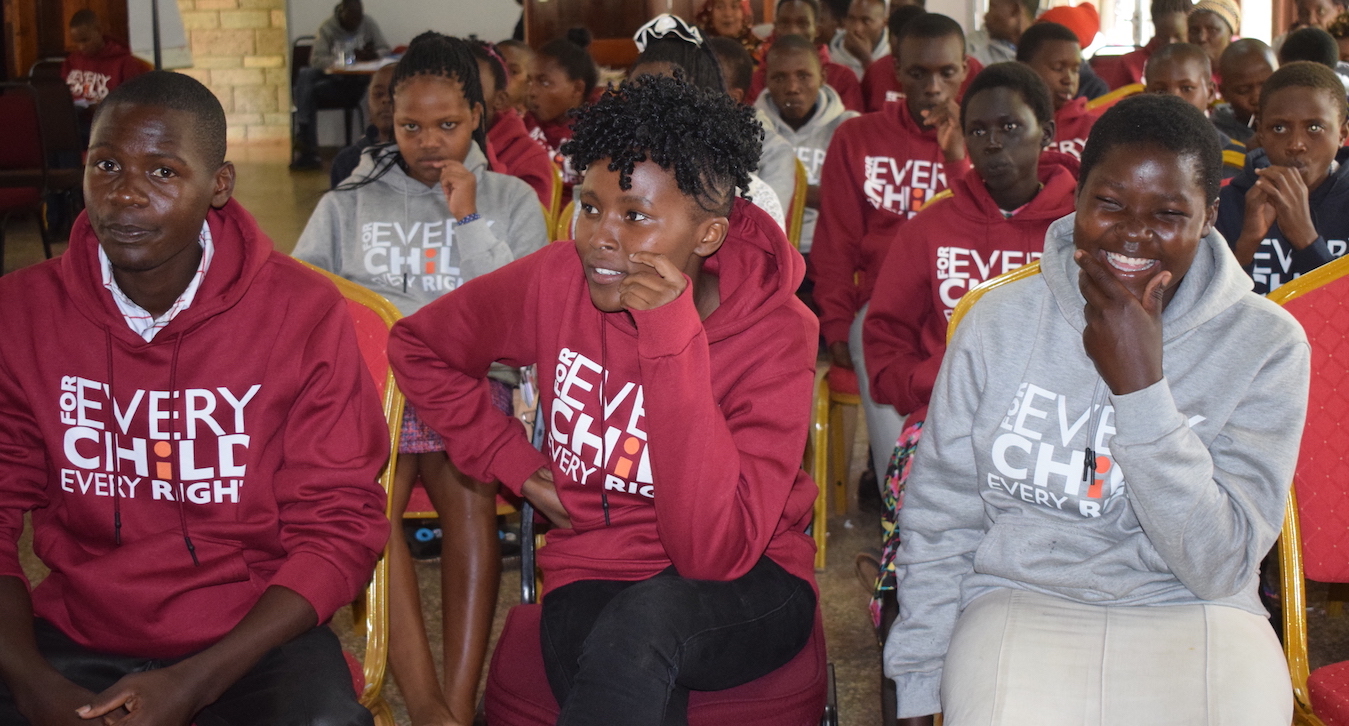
[883,214,1310,718]
[293,142,548,317]
[755,85,858,253]
[756,108,800,223]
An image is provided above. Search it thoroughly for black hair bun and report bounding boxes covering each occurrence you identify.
[565,27,593,48]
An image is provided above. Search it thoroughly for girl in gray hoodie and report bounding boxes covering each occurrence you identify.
[884,94,1309,725]
[292,33,547,726]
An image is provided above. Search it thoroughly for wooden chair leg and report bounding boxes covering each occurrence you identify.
[829,400,848,516]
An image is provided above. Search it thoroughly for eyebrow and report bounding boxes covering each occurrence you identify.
[617,194,654,206]
[87,143,191,166]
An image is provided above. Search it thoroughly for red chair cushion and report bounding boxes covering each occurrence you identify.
[343,650,365,697]
[484,603,826,726]
[0,187,42,211]
[826,366,859,396]
[1310,660,1349,724]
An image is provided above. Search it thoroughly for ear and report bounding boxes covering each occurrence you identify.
[1040,118,1057,149]
[210,161,236,209]
[492,88,511,115]
[1339,114,1349,146]
[728,86,746,104]
[1201,197,1219,237]
[472,101,484,131]
[693,213,730,259]
[571,77,587,103]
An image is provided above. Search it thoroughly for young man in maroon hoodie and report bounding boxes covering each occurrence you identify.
[812,11,971,478]
[390,74,820,722]
[62,10,148,111]
[0,72,390,726]
[1018,21,1102,159]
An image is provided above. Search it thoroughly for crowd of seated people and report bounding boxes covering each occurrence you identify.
[10,0,1349,723]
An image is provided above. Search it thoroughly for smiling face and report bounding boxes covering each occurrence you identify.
[574,160,727,313]
[711,0,747,36]
[1258,85,1349,191]
[1188,10,1232,65]
[775,0,818,41]
[1145,55,1214,112]
[1025,38,1082,111]
[767,47,824,127]
[393,75,482,186]
[897,34,968,122]
[527,56,584,123]
[964,86,1050,205]
[85,103,233,276]
[1074,142,1216,307]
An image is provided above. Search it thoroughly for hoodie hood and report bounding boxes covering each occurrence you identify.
[946,151,1079,223]
[755,84,852,141]
[1040,212,1255,337]
[61,199,272,348]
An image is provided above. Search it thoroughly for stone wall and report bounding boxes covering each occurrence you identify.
[176,0,290,144]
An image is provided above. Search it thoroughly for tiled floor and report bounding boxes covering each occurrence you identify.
[8,145,1349,726]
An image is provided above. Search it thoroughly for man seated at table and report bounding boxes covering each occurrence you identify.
[291,0,390,171]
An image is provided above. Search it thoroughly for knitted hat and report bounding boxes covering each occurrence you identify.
[1037,3,1101,47]
[1192,0,1241,35]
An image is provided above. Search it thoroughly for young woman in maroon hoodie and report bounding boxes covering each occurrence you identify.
[472,41,556,209]
[861,65,1077,722]
[390,73,820,724]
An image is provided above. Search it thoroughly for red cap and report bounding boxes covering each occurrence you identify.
[1037,3,1101,47]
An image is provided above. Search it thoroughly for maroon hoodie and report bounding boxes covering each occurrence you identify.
[863,154,1079,417]
[524,112,581,197]
[489,108,557,209]
[389,199,820,593]
[0,200,390,659]
[61,37,148,106]
[1051,96,1104,159]
[811,100,973,345]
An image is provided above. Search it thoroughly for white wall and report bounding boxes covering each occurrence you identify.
[287,0,521,47]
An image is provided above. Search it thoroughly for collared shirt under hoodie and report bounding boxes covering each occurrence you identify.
[99,221,213,341]
[883,213,1309,718]
[292,141,549,317]
[755,85,859,253]
[0,200,390,660]
[1217,146,1349,294]
[388,199,821,596]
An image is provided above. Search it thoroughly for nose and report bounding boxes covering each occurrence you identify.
[1116,213,1153,248]
[924,73,943,96]
[108,172,149,208]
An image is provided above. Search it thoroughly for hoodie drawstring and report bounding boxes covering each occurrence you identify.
[167,333,200,566]
[599,311,612,527]
[1081,378,1105,487]
[105,328,122,546]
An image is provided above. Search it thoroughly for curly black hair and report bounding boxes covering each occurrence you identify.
[631,37,727,92]
[1079,94,1223,203]
[1015,21,1078,63]
[1260,60,1349,121]
[561,73,763,216]
[960,62,1055,131]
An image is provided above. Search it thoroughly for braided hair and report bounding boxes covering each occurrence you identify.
[337,32,489,191]
[561,72,763,215]
[469,39,509,94]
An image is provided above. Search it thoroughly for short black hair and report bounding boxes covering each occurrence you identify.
[562,73,763,215]
[1219,37,1276,77]
[1079,93,1222,202]
[960,61,1055,130]
[888,5,928,37]
[1145,41,1212,79]
[70,9,98,28]
[1260,60,1349,120]
[1279,26,1341,67]
[1150,0,1193,18]
[95,71,227,167]
[777,0,821,18]
[992,0,1040,20]
[707,36,755,94]
[766,33,822,66]
[895,13,965,57]
[539,29,599,97]
[1016,22,1079,63]
[820,0,852,20]
[632,37,727,93]
[393,32,489,156]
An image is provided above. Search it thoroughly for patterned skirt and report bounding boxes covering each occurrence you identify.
[870,418,925,629]
[398,378,513,454]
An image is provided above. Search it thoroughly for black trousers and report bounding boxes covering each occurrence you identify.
[540,555,816,726]
[0,619,372,726]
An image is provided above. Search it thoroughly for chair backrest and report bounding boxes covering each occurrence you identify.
[0,84,47,172]
[554,199,577,241]
[1270,254,1349,584]
[28,77,84,157]
[946,261,1042,343]
[28,58,65,84]
[295,260,403,710]
[787,157,807,250]
[1086,83,1143,112]
[549,163,564,222]
[292,35,316,87]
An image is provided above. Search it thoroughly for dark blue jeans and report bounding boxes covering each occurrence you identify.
[540,555,816,726]
[0,619,372,726]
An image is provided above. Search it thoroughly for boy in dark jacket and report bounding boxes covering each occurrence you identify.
[1218,61,1349,294]
[0,72,389,726]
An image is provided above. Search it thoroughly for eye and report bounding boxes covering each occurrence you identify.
[440,121,458,130]
[1003,121,1020,131]
[1095,195,1122,210]
[941,68,956,78]
[1310,123,1325,132]
[968,128,986,137]
[95,159,119,172]
[402,123,419,132]
[1270,123,1287,133]
[625,210,649,222]
[580,202,598,215]
[150,166,176,179]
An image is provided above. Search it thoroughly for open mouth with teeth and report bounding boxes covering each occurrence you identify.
[1104,250,1158,273]
[588,266,627,285]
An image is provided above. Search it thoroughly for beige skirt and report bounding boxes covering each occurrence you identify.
[940,588,1293,726]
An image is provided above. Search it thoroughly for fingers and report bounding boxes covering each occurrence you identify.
[627,251,683,284]
[1073,249,1128,306]
[77,690,131,720]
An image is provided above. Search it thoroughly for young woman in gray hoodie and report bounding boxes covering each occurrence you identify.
[884,94,1310,725]
[292,33,547,726]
